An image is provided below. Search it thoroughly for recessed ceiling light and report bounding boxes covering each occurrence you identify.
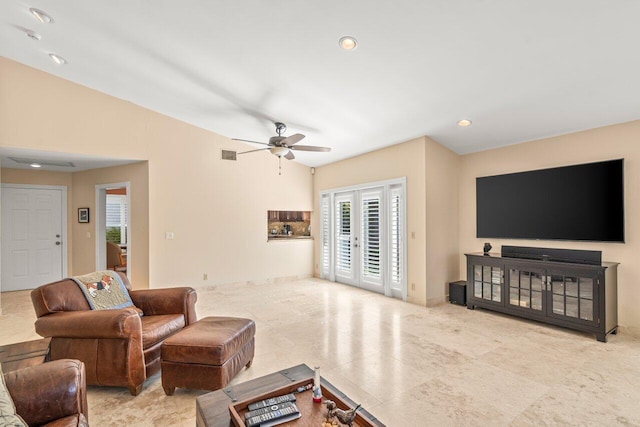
[29,8,54,24]
[29,163,42,168]
[49,53,67,65]
[339,36,358,50]
[26,29,41,41]
[457,119,472,127]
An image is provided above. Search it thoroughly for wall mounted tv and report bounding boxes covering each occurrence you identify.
[476,159,624,242]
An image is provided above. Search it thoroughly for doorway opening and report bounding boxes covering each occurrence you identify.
[95,182,130,278]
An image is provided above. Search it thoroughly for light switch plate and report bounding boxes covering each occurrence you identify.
[165,232,174,240]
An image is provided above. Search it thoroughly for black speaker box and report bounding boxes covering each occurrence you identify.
[449,280,467,306]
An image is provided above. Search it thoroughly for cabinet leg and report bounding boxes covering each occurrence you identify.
[596,333,607,343]
[467,304,475,310]
[611,328,618,335]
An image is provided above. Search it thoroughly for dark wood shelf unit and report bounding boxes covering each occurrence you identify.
[465,252,618,342]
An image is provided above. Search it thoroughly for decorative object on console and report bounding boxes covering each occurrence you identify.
[483,242,492,254]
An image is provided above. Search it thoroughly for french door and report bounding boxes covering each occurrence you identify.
[321,178,406,299]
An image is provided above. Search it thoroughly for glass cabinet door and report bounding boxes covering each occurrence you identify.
[547,271,597,324]
[507,269,544,312]
[473,264,503,304]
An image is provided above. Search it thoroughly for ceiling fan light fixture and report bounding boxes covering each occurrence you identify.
[270,146,290,157]
[29,163,42,168]
[339,36,358,50]
[457,119,472,127]
[29,8,54,24]
[49,53,67,65]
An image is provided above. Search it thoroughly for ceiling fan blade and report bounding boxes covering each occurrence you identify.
[290,145,331,152]
[284,151,295,160]
[237,147,270,155]
[232,138,271,146]
[281,133,305,146]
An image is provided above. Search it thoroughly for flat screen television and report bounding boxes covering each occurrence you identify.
[476,159,624,242]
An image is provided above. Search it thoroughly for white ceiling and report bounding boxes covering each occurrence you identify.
[1,1,640,167]
[0,147,140,172]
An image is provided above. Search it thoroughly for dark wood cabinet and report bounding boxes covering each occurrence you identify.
[466,253,618,342]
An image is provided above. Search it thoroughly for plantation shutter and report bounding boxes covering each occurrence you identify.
[321,194,330,278]
[361,192,381,280]
[390,185,403,289]
[335,196,352,275]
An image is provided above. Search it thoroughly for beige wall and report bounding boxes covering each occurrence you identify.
[0,57,313,292]
[1,169,74,274]
[71,162,149,288]
[459,120,640,331]
[425,139,460,304]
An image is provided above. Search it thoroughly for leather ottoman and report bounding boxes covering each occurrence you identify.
[161,316,255,395]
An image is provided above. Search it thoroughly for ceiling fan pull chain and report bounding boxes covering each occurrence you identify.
[279,156,282,175]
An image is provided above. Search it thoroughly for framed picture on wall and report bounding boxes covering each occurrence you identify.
[78,208,90,223]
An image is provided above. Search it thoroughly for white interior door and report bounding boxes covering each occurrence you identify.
[1,185,65,291]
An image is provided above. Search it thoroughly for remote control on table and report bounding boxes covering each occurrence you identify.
[244,401,296,419]
[246,393,296,411]
[245,403,299,427]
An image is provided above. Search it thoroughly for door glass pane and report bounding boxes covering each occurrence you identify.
[553,294,565,314]
[492,284,501,302]
[510,287,519,305]
[475,281,482,298]
[491,268,501,284]
[483,282,491,300]
[483,266,491,282]
[520,272,531,290]
[474,265,482,281]
[531,273,543,291]
[520,289,530,308]
[566,297,578,318]
[552,277,564,294]
[579,278,593,300]
[580,299,594,321]
[566,277,578,297]
[531,291,542,310]
[509,269,519,287]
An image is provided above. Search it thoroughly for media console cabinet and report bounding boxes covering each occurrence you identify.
[466,250,618,342]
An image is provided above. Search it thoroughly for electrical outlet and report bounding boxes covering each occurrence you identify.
[165,232,174,240]
[203,273,208,280]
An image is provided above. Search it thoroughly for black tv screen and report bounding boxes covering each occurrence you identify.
[476,159,624,242]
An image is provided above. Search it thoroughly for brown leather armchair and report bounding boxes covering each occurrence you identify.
[31,273,197,396]
[3,359,88,426]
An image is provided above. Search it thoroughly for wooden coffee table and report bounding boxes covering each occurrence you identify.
[196,364,385,427]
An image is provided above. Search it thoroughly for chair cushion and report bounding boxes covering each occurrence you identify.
[0,365,27,427]
[141,314,185,349]
[162,317,255,365]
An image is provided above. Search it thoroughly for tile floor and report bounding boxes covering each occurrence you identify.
[2,277,640,426]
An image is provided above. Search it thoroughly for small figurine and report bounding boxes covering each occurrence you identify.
[333,404,361,427]
[483,242,492,254]
[324,399,337,418]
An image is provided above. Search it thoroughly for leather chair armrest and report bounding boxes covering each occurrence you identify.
[4,359,88,426]
[129,287,197,325]
[34,308,142,339]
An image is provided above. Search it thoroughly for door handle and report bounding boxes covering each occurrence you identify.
[55,241,61,245]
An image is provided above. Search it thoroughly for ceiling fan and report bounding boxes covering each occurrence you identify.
[233,122,330,161]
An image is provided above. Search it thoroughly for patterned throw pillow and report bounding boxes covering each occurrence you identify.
[0,365,28,427]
